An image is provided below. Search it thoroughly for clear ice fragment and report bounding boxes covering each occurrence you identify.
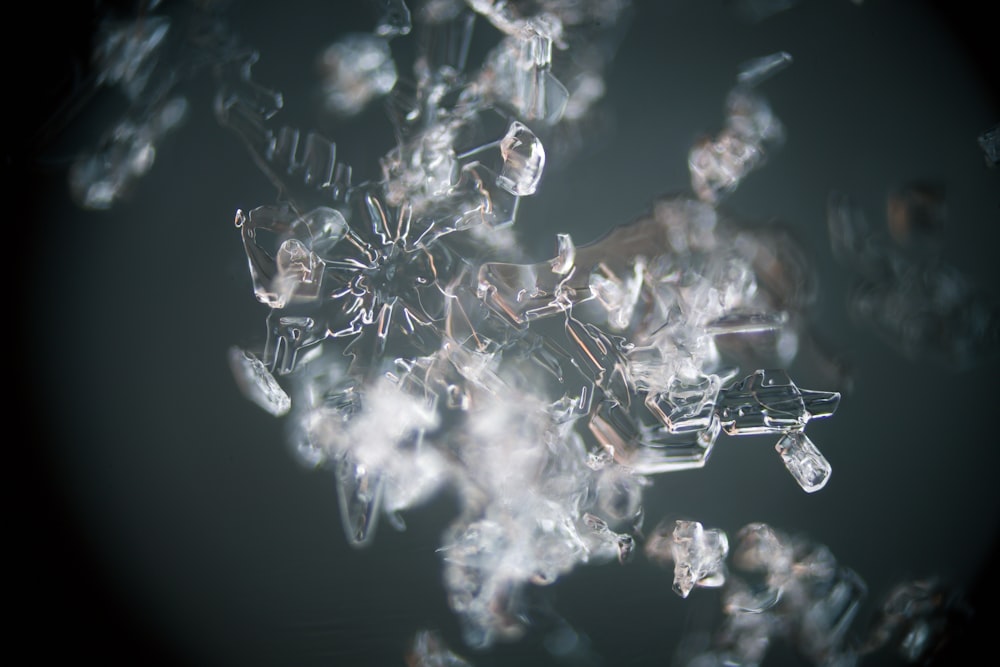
[670,520,729,598]
[228,347,291,416]
[775,431,831,492]
[497,121,546,196]
[319,34,398,116]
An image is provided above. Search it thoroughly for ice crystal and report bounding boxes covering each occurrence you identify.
[67,1,991,663]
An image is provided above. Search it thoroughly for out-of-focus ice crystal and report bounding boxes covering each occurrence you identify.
[319,33,399,116]
[689,64,786,203]
[978,123,999,167]
[648,520,730,598]
[407,629,474,666]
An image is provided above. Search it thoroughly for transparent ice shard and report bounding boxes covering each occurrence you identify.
[775,431,831,492]
[228,347,291,416]
[336,454,383,547]
[319,34,398,116]
[978,123,999,167]
[669,520,729,598]
[497,121,546,196]
[718,369,840,436]
[737,51,793,87]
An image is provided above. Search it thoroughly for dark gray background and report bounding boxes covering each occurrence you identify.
[14,1,999,665]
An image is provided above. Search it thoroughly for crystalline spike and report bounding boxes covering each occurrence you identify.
[335,454,384,548]
[775,431,831,492]
[319,33,398,116]
[497,121,546,196]
[670,520,729,598]
[228,347,291,416]
[736,51,793,87]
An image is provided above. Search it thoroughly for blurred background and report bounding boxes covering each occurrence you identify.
[13,1,999,665]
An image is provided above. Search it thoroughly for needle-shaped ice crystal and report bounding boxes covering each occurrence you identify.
[498,121,546,196]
